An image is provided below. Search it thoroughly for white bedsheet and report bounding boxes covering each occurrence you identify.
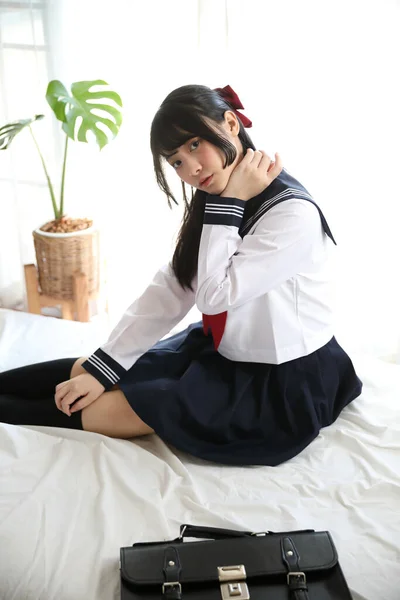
[0,309,399,600]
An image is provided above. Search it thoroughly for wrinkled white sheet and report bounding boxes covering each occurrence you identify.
[0,309,399,600]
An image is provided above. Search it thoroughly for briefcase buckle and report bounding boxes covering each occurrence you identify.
[220,581,250,599]
[218,565,249,599]
[162,581,182,594]
[287,571,307,586]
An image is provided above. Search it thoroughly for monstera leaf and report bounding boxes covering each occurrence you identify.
[0,79,123,221]
[46,79,123,150]
[0,114,44,150]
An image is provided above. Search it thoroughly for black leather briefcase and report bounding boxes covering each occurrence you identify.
[120,524,353,599]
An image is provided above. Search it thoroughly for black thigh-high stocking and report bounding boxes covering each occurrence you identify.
[0,358,83,429]
[0,392,83,429]
[0,358,78,399]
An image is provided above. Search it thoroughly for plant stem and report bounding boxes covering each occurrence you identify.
[28,125,59,220]
[60,133,68,218]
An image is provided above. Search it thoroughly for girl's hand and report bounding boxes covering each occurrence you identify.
[221,150,283,201]
[55,373,105,416]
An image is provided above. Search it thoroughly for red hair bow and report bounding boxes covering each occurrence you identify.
[214,84,252,128]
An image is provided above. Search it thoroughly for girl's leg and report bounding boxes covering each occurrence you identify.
[0,358,78,398]
[0,387,153,437]
[0,392,83,429]
[69,357,152,436]
[0,357,81,428]
[81,389,154,438]
[0,356,153,437]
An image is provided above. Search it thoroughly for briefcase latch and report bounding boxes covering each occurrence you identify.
[218,565,250,599]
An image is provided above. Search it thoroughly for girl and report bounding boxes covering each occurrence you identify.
[0,84,362,466]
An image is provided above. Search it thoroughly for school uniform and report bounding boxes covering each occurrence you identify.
[82,168,362,466]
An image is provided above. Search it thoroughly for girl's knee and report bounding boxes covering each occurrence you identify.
[70,357,88,379]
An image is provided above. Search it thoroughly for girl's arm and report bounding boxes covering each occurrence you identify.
[81,263,196,389]
[196,195,325,315]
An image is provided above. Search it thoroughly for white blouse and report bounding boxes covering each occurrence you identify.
[82,188,336,389]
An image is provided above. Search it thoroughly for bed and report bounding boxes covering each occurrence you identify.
[0,308,399,600]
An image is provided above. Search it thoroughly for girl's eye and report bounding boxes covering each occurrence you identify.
[171,139,200,169]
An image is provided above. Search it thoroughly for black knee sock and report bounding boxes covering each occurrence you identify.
[0,392,83,429]
[0,358,78,399]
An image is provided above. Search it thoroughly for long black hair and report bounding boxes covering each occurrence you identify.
[150,84,256,290]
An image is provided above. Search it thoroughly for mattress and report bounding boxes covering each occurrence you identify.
[0,308,399,599]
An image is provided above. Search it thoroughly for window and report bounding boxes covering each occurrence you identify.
[0,0,52,184]
[0,1,52,307]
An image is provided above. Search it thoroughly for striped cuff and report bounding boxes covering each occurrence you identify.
[82,348,127,390]
[204,196,246,228]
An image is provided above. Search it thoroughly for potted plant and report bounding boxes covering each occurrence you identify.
[0,79,123,305]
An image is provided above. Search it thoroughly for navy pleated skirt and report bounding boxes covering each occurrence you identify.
[118,322,362,466]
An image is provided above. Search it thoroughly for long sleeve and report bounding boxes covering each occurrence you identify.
[196,195,325,316]
[82,263,196,389]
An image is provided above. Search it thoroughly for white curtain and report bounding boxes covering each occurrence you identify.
[220,0,400,363]
[1,0,399,361]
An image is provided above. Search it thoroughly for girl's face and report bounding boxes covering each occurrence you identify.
[165,111,243,196]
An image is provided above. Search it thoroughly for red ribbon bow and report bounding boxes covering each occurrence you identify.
[214,84,252,128]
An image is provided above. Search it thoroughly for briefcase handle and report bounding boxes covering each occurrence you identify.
[178,524,314,541]
[179,524,265,540]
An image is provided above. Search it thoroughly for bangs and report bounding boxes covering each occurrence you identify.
[154,122,194,158]
[151,103,226,158]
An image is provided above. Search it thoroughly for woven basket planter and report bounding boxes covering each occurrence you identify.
[33,225,100,300]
